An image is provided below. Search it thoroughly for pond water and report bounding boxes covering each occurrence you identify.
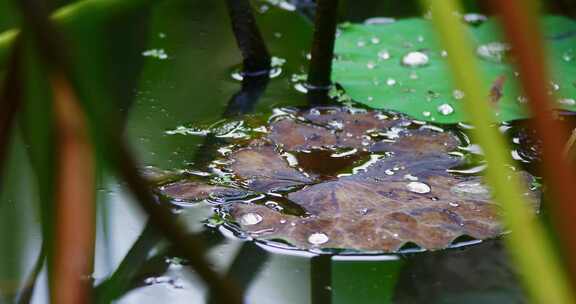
[0,0,564,303]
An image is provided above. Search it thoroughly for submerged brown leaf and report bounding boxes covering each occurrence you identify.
[160,181,247,201]
[159,107,540,252]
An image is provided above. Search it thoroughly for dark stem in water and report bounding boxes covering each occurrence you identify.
[307,0,339,104]
[0,40,23,190]
[225,0,271,75]
[310,254,333,304]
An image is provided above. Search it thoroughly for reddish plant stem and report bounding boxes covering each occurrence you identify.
[489,0,576,285]
[51,73,95,304]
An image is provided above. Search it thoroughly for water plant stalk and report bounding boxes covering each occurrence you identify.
[310,255,332,304]
[423,0,574,303]
[225,0,271,75]
[488,0,576,286]
[307,0,339,91]
[51,73,95,304]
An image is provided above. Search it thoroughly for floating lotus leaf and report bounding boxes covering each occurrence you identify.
[158,107,540,253]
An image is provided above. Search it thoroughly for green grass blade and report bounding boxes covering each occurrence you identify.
[422,0,574,303]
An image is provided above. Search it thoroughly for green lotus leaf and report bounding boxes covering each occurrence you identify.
[332,16,576,123]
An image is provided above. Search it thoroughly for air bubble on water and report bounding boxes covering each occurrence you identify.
[366,61,377,69]
[165,126,209,136]
[422,111,431,117]
[142,49,168,60]
[401,51,429,67]
[452,89,465,100]
[449,202,460,207]
[294,83,308,93]
[371,37,381,44]
[437,103,454,116]
[308,232,329,245]
[378,50,391,60]
[357,40,367,47]
[476,42,510,62]
[291,73,307,83]
[385,169,395,175]
[440,50,448,57]
[367,96,374,102]
[271,56,286,67]
[240,213,263,226]
[417,35,424,43]
[559,98,576,106]
[563,49,575,62]
[386,78,397,86]
[406,181,431,194]
[230,70,244,81]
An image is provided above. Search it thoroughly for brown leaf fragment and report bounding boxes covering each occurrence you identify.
[302,107,404,149]
[490,74,507,104]
[268,118,338,151]
[369,129,460,155]
[229,144,315,192]
[302,107,399,136]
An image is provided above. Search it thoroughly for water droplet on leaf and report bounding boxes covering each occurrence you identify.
[308,232,329,245]
[437,103,454,116]
[476,42,510,63]
[406,181,431,194]
[452,90,465,100]
[401,51,429,68]
[378,50,391,60]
